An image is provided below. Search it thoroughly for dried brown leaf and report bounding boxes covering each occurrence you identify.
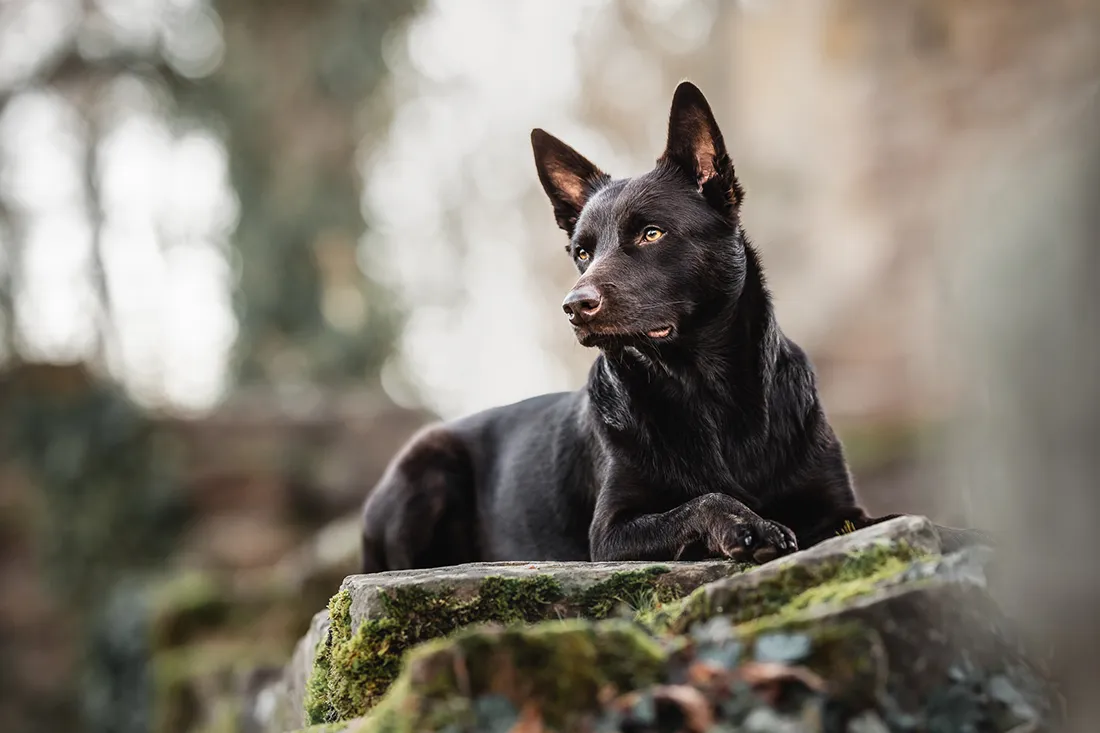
[651,684,715,733]
[508,702,547,733]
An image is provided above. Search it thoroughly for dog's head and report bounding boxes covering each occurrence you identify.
[532,82,747,350]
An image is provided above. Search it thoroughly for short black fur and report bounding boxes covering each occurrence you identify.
[360,82,988,571]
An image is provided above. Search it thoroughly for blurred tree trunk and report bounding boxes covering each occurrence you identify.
[205,0,420,388]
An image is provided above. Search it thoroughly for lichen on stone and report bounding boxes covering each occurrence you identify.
[655,540,929,636]
[734,556,914,636]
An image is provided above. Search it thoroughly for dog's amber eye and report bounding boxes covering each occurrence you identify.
[642,227,664,243]
[576,248,590,261]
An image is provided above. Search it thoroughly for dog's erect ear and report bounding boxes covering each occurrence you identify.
[531,129,609,235]
[660,81,743,216]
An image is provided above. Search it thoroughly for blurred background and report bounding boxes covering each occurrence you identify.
[0,1,1097,732]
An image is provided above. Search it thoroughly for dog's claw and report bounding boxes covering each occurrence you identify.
[707,504,797,565]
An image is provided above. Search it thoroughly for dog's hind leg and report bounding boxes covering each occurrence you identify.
[360,426,481,573]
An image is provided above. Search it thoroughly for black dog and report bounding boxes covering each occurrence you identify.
[360,81,985,572]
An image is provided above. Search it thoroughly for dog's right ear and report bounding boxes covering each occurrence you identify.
[531,129,609,236]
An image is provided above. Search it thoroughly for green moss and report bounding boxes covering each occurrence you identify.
[661,541,928,635]
[633,595,688,634]
[289,724,360,733]
[359,619,668,733]
[304,576,567,724]
[733,555,914,637]
[150,570,231,649]
[304,567,706,725]
[575,566,675,618]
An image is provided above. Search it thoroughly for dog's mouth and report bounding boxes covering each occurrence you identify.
[576,324,675,347]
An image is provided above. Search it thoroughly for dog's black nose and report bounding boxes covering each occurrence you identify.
[562,286,602,323]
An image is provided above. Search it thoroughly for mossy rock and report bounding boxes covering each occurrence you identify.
[636,514,939,636]
[274,518,1057,733]
[658,537,927,636]
[302,560,744,724]
[356,619,667,733]
[354,546,1051,732]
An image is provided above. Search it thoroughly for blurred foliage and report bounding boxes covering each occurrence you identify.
[0,362,181,733]
[0,363,184,606]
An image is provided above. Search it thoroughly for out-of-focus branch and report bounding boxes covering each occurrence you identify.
[0,198,15,358]
[78,93,117,369]
[0,45,192,117]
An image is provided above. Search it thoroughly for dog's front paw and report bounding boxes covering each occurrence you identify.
[708,514,798,564]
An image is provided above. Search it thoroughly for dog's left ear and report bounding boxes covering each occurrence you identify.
[660,81,744,216]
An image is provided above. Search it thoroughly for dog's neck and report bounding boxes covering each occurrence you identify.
[595,240,781,431]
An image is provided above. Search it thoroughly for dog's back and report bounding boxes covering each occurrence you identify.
[360,391,595,571]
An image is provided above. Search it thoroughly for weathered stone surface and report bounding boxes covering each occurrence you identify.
[261,517,1056,733]
[339,558,749,628]
[343,547,1052,732]
[264,559,745,730]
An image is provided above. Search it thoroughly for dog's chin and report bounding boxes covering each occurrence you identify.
[574,325,675,349]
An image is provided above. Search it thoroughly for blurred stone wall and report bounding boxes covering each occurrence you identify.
[160,389,432,573]
[0,361,433,733]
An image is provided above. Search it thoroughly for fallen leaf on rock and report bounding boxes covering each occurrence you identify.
[651,685,715,732]
[687,660,727,686]
[736,661,826,707]
[611,685,715,733]
[597,684,619,706]
[508,702,547,733]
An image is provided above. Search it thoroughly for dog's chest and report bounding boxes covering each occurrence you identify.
[631,397,777,493]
